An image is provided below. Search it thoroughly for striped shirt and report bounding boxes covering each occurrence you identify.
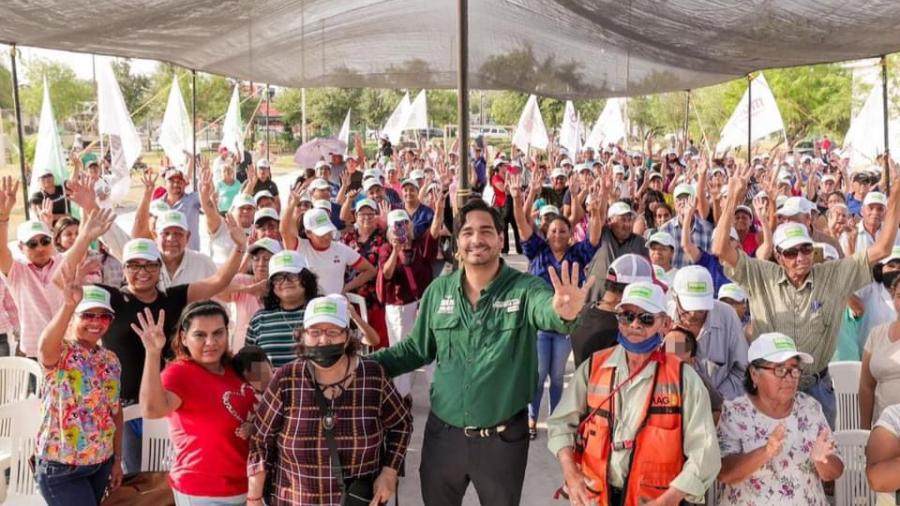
[245,308,305,367]
[248,357,412,506]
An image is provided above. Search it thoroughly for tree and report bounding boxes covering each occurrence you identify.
[20,58,93,122]
[111,59,152,123]
[0,62,11,110]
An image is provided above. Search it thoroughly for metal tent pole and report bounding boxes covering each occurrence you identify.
[192,69,198,188]
[265,84,271,161]
[746,74,752,167]
[882,55,891,195]
[9,45,29,219]
[683,90,691,148]
[455,0,470,207]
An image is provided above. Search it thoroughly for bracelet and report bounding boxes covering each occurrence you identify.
[246,497,263,503]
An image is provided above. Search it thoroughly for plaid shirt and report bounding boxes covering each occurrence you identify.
[248,357,411,506]
[660,215,715,269]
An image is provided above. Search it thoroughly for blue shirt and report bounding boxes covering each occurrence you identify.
[696,250,732,295]
[846,192,863,216]
[472,157,486,187]
[521,234,598,286]
[660,216,714,269]
[409,204,435,239]
[166,192,202,251]
[329,202,346,230]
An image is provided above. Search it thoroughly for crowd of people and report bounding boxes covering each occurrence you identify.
[6,131,900,505]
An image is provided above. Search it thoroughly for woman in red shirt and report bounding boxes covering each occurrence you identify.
[135,301,255,505]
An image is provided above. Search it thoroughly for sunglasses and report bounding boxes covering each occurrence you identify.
[779,244,814,259]
[616,311,656,326]
[25,236,52,249]
[78,312,114,324]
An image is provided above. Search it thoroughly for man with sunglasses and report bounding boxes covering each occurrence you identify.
[548,281,720,506]
[714,168,900,427]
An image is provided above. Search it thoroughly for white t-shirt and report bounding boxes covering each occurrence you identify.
[158,250,218,290]
[875,405,900,506]
[207,224,251,265]
[296,238,362,295]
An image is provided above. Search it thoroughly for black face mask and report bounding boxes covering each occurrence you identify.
[303,343,346,368]
[880,269,900,291]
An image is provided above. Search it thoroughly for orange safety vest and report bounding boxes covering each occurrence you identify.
[577,347,686,506]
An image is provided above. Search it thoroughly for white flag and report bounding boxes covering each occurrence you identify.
[337,108,351,156]
[157,75,193,168]
[383,93,410,145]
[404,90,428,131]
[220,85,245,156]
[559,101,580,155]
[512,95,549,151]
[97,58,142,206]
[716,74,786,153]
[585,98,626,149]
[31,77,69,193]
[843,83,900,169]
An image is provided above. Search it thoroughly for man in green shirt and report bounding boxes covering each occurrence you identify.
[372,199,594,506]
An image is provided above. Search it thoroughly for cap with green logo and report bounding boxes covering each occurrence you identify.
[122,239,160,262]
[616,281,666,314]
[717,283,747,303]
[748,332,813,364]
[75,285,114,314]
[673,266,714,311]
[16,220,52,244]
[248,238,283,255]
[773,222,812,251]
[155,210,189,233]
[303,295,349,328]
[302,208,337,237]
[267,250,308,278]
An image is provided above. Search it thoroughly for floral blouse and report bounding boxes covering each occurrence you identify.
[717,392,831,506]
[342,227,386,308]
[36,340,121,465]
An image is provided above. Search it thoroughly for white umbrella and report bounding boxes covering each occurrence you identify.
[294,137,347,168]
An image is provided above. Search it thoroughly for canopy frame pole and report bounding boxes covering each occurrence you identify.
[882,55,891,195]
[9,44,29,219]
[265,83,271,161]
[746,74,752,167]
[455,0,470,208]
[301,88,307,144]
[683,90,691,147]
[191,69,197,188]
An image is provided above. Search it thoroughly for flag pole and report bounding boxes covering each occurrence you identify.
[265,83,271,161]
[746,74,752,167]
[9,45,29,219]
[191,69,198,188]
[455,0,470,208]
[882,55,891,195]
[683,90,691,148]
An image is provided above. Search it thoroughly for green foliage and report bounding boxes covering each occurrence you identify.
[20,58,93,121]
[0,62,12,110]
[144,64,234,123]
[111,59,152,123]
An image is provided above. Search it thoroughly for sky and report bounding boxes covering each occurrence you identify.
[7,45,158,83]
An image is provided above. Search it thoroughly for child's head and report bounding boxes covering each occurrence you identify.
[232,345,274,391]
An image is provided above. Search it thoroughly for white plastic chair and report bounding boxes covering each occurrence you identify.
[140,416,173,472]
[835,429,878,506]
[4,397,44,505]
[122,404,141,422]
[830,361,863,430]
[0,358,42,406]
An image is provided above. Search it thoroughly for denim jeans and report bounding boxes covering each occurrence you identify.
[801,370,837,429]
[529,331,571,421]
[173,489,247,505]
[121,417,143,475]
[36,457,115,506]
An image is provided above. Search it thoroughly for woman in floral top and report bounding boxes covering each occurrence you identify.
[717,333,843,506]
[341,198,389,349]
[35,260,122,506]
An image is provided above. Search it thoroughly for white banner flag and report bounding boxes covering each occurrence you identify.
[220,85,244,155]
[31,77,69,194]
[716,73,786,153]
[585,97,626,149]
[383,93,411,145]
[337,108,351,156]
[843,83,900,169]
[157,75,193,168]
[559,100,580,155]
[97,58,142,206]
[405,90,428,131]
[512,94,549,151]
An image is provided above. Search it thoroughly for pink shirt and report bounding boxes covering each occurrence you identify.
[231,274,262,351]
[3,254,63,357]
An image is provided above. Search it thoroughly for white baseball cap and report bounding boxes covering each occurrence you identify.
[253,208,280,224]
[122,239,160,262]
[492,158,508,169]
[257,159,271,169]
[776,196,813,217]
[387,209,411,228]
[75,285,115,314]
[773,222,813,251]
[304,295,350,328]
[155,210,189,233]
[362,178,383,193]
[616,281,667,314]
[303,208,337,236]
[310,178,332,191]
[608,202,635,218]
[539,205,561,217]
[313,199,332,212]
[748,332,813,364]
[647,172,663,181]
[254,190,275,204]
[822,174,837,184]
[646,231,676,250]
[363,168,384,180]
[735,205,753,217]
[673,183,695,198]
[401,178,420,189]
[354,199,378,213]
[268,250,308,278]
[717,283,747,303]
[314,161,331,171]
[608,254,655,284]
[410,169,426,180]
[550,168,568,180]
[612,165,625,175]
[16,221,51,243]
[672,266,714,311]
[864,191,887,208]
[230,194,257,210]
[248,237,283,255]
[162,167,186,181]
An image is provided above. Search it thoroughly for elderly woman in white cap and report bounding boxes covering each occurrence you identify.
[717,332,843,505]
[247,295,412,506]
[36,262,123,505]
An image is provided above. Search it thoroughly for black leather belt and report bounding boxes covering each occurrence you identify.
[440,409,526,438]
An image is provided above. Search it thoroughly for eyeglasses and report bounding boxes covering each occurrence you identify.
[779,244,814,259]
[271,272,301,285]
[616,311,656,326]
[25,236,52,249]
[293,328,347,343]
[77,312,114,324]
[125,262,161,273]
[755,365,802,379]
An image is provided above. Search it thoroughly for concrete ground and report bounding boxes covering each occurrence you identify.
[395,252,575,505]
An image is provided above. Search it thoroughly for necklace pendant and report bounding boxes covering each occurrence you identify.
[323,412,336,430]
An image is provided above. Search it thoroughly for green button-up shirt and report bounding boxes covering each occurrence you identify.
[371,262,576,428]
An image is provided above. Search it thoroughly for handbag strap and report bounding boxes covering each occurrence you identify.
[309,364,347,496]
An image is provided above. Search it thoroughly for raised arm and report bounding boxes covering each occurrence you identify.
[131,169,158,240]
[712,165,752,268]
[695,153,711,221]
[38,258,93,368]
[280,185,303,251]
[52,208,115,289]
[0,177,20,276]
[187,214,248,302]
[586,183,604,247]
[681,196,702,263]
[429,188,447,240]
[198,162,223,235]
[509,174,533,241]
[866,177,900,265]
[753,193,775,261]
[135,308,183,418]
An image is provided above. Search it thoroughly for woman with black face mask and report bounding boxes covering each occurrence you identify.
[247,295,412,506]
